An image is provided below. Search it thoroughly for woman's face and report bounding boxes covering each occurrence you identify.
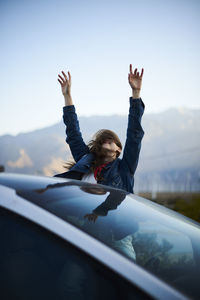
[101,138,121,156]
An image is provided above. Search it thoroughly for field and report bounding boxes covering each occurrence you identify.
[138,192,200,223]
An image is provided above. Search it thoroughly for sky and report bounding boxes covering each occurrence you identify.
[1,0,200,135]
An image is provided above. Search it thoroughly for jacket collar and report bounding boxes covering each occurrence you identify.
[70,152,116,173]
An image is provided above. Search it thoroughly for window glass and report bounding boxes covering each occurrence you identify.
[16,183,200,299]
[0,207,150,300]
[131,221,196,289]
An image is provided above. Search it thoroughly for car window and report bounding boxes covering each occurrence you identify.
[15,183,200,299]
[0,207,151,300]
[131,221,197,293]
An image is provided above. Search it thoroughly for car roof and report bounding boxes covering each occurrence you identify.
[0,174,189,300]
[0,172,199,229]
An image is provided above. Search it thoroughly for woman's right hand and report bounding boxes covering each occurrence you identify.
[57,71,72,96]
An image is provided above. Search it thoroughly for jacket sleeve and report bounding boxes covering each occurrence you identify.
[120,97,145,175]
[63,105,89,162]
[93,190,126,216]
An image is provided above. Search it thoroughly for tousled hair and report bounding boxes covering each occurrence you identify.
[64,129,122,180]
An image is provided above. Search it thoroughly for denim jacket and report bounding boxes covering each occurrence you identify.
[54,97,145,194]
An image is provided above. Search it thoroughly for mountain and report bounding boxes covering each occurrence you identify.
[0,107,200,192]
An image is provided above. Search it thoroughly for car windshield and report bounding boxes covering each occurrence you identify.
[16,180,200,299]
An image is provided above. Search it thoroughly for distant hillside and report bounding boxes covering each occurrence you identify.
[0,107,200,192]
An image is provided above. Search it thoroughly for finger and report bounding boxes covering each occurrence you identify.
[57,79,63,85]
[58,74,65,83]
[140,68,144,78]
[58,74,65,82]
[68,72,71,83]
[134,68,137,75]
[62,71,68,80]
[130,64,133,74]
[137,72,139,76]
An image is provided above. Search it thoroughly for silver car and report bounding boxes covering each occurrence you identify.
[0,173,199,300]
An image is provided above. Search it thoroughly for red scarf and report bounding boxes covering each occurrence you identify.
[94,162,110,180]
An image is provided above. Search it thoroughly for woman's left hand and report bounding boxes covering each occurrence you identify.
[128,64,144,90]
[84,213,98,223]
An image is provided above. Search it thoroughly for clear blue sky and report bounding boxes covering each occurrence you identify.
[1,0,200,135]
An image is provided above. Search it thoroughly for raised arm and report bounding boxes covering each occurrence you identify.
[58,70,89,162]
[120,65,145,175]
[58,70,73,106]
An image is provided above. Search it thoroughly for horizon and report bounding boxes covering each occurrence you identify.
[1,104,199,137]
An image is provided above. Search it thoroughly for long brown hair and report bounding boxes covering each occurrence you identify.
[64,129,122,180]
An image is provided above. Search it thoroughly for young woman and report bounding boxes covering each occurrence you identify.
[54,64,145,194]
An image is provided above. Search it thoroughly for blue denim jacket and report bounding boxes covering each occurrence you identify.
[54,97,145,193]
